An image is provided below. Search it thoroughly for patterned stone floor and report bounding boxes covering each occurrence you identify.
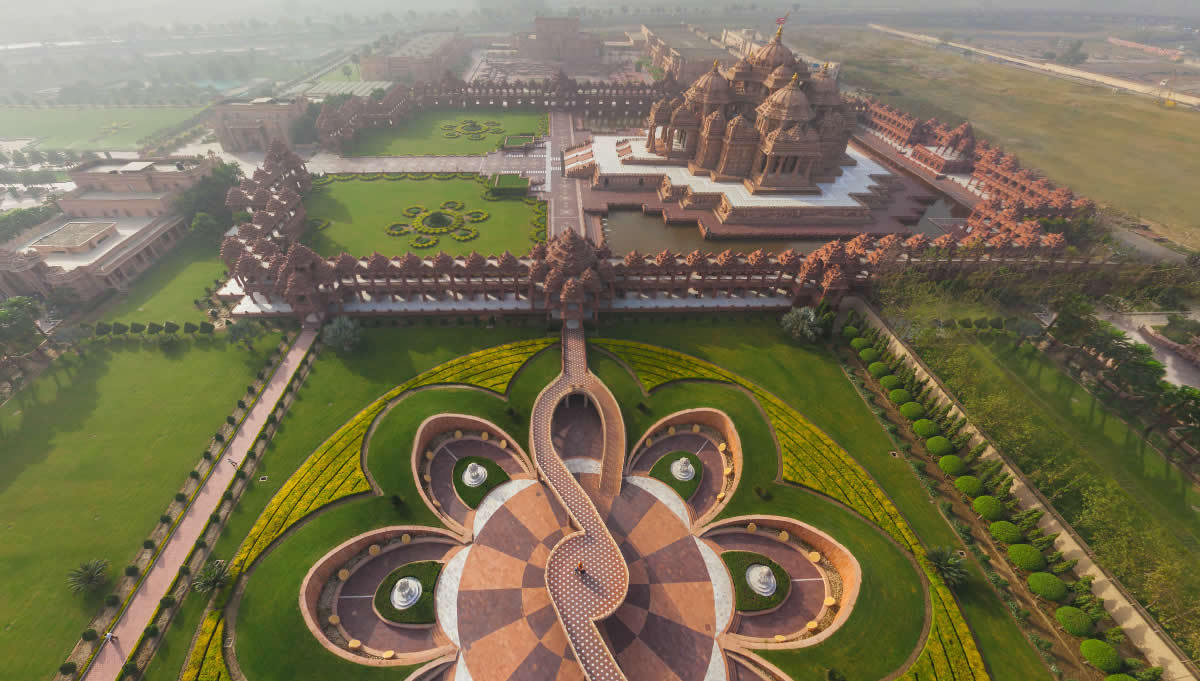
[628,432,725,521]
[337,542,457,652]
[706,533,825,638]
[428,437,527,525]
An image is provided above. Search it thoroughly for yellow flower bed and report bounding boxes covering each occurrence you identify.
[592,339,988,681]
[230,338,555,573]
[181,611,228,681]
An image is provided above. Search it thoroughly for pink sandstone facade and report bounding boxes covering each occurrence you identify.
[0,157,214,301]
[359,32,468,84]
[212,97,307,153]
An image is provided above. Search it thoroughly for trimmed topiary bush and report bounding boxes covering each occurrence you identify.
[955,475,984,497]
[879,375,903,390]
[841,325,859,339]
[972,495,1005,521]
[899,402,926,420]
[1080,639,1121,673]
[1028,572,1068,601]
[938,455,966,476]
[927,436,954,457]
[868,362,891,378]
[850,337,872,351]
[1008,543,1047,571]
[859,348,880,363]
[1055,606,1094,636]
[913,419,940,438]
[989,521,1024,544]
[888,388,912,404]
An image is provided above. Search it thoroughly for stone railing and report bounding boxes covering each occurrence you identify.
[1140,324,1200,366]
[843,296,1200,681]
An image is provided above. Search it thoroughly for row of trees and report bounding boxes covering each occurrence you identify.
[0,148,98,167]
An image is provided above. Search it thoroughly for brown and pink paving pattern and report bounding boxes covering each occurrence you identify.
[299,328,861,681]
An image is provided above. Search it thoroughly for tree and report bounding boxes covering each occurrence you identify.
[226,320,259,351]
[191,559,230,593]
[163,321,180,334]
[67,559,110,593]
[341,65,352,78]
[780,306,822,344]
[925,546,969,588]
[0,296,45,356]
[321,316,361,353]
[189,212,223,243]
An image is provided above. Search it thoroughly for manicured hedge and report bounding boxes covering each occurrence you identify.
[1008,543,1047,571]
[899,402,926,420]
[879,375,903,391]
[1028,571,1068,601]
[868,361,891,378]
[1055,606,1094,636]
[859,348,880,363]
[988,520,1023,544]
[972,495,1005,521]
[888,388,912,404]
[955,475,984,497]
[927,436,954,457]
[1080,638,1121,673]
[913,419,940,438]
[841,326,860,339]
[938,455,965,476]
[850,337,872,351]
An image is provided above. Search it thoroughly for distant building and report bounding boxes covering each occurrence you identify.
[212,97,306,153]
[0,157,215,300]
[642,24,733,83]
[514,17,604,67]
[360,32,469,84]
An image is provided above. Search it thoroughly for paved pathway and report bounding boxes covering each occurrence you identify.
[1098,311,1200,389]
[83,328,318,681]
[547,111,585,238]
[531,326,629,681]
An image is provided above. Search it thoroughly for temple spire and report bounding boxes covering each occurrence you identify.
[774,24,783,40]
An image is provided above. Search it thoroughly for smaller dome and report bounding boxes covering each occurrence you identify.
[756,73,813,123]
[685,60,733,106]
[806,74,841,108]
[764,63,797,90]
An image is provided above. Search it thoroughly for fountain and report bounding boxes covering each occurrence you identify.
[461,461,489,488]
[390,576,423,609]
[669,456,696,482]
[745,564,777,597]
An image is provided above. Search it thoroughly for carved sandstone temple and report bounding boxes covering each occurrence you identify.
[563,28,910,239]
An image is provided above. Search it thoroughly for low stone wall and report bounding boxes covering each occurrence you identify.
[843,296,1200,681]
[1140,324,1200,365]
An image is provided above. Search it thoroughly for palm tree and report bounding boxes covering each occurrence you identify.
[191,559,231,594]
[925,546,968,588]
[67,559,110,593]
[780,306,822,344]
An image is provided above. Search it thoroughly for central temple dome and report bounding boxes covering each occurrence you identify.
[749,26,796,70]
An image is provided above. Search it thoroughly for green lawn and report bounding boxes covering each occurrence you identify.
[304,178,540,257]
[0,106,204,151]
[94,237,225,323]
[598,319,1049,681]
[797,28,1200,247]
[320,63,361,82]
[0,339,269,681]
[344,109,547,156]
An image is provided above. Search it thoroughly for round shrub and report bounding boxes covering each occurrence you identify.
[142,539,155,550]
[888,388,912,404]
[1080,639,1121,673]
[105,594,120,607]
[868,362,891,378]
[913,419,940,438]
[124,565,139,577]
[1008,543,1047,571]
[841,325,859,339]
[81,628,98,641]
[1028,572,1068,601]
[899,402,926,420]
[989,521,1023,544]
[938,455,966,476]
[859,348,880,363]
[850,337,872,351]
[879,375,903,390]
[60,662,78,675]
[955,475,983,497]
[1104,676,1136,681]
[1055,606,1094,636]
[927,436,954,457]
[972,495,1005,521]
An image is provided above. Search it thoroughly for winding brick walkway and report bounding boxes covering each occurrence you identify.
[82,329,318,681]
[531,326,630,681]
